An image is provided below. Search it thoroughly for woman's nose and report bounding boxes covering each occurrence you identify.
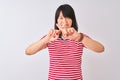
[62,18,67,24]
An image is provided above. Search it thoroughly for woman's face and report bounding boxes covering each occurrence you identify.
[57,11,72,30]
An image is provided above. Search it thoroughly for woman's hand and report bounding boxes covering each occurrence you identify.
[61,27,81,41]
[56,23,81,41]
[46,29,61,43]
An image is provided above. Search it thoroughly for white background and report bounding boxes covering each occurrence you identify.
[0,0,120,80]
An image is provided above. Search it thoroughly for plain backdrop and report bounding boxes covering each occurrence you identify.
[0,0,120,80]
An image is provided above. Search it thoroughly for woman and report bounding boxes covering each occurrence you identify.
[25,4,104,80]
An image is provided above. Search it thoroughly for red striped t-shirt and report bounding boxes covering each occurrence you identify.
[47,38,84,80]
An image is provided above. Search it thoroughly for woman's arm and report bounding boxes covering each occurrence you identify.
[61,28,104,53]
[81,35,104,53]
[25,36,49,55]
[25,29,61,55]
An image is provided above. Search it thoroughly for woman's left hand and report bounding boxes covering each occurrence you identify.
[61,27,80,41]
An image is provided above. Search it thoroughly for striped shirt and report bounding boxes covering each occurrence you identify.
[47,38,84,80]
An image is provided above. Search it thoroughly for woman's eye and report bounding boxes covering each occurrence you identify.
[60,17,63,19]
[66,17,71,19]
[58,16,63,19]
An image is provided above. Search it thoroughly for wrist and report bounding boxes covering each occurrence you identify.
[44,35,50,44]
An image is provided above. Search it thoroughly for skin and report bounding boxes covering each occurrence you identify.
[25,11,104,55]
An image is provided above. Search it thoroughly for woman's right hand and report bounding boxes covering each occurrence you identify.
[45,29,61,43]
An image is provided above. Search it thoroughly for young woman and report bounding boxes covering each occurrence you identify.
[25,4,104,80]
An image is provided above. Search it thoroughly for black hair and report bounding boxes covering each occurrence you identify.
[54,4,78,31]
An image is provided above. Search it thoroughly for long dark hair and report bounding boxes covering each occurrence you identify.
[54,4,78,31]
